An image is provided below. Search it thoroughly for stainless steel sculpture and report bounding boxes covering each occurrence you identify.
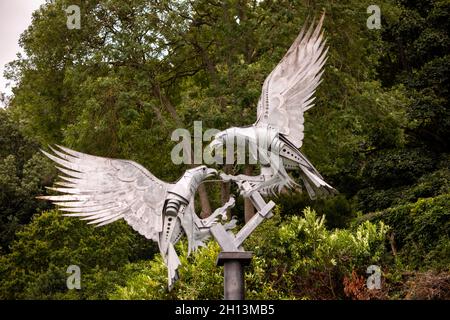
[208,14,336,199]
[39,14,335,299]
[40,146,275,298]
[39,145,230,289]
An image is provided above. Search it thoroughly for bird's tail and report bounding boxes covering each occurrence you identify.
[298,165,337,200]
[285,147,337,199]
[166,242,181,291]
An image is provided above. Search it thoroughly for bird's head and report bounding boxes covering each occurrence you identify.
[207,129,236,164]
[208,131,227,151]
[184,165,218,189]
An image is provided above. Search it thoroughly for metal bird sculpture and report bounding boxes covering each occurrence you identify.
[38,145,232,289]
[208,14,336,199]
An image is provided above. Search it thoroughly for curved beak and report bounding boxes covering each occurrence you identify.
[207,139,223,152]
[206,168,218,177]
[206,139,225,164]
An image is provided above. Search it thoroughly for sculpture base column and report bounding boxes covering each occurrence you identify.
[217,251,253,300]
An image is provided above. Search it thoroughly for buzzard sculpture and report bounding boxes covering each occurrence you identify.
[38,14,336,293]
[208,14,336,199]
[38,145,234,289]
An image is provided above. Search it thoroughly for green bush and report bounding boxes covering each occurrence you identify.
[356,166,450,212]
[0,210,157,299]
[110,244,223,300]
[111,208,388,300]
[0,112,56,253]
[246,208,388,299]
[361,148,436,190]
[357,194,450,270]
[277,192,355,229]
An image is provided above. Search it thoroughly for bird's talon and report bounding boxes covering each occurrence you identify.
[220,173,236,182]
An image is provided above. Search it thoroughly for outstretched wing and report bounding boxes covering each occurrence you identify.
[255,13,328,148]
[39,145,169,242]
[179,197,210,255]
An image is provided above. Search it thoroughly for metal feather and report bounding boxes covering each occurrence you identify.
[40,146,168,240]
[39,145,220,290]
[255,13,328,149]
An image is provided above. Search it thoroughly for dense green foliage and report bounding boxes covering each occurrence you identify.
[360,194,450,270]
[111,208,388,299]
[0,0,448,299]
[0,110,54,254]
[0,210,156,299]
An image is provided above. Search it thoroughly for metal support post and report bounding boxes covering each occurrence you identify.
[217,251,253,300]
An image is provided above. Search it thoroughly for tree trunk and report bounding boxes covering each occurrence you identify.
[220,164,232,219]
[244,165,255,223]
[389,232,397,257]
[198,183,213,218]
[153,84,212,216]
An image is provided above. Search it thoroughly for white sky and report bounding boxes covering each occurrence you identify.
[0,0,46,104]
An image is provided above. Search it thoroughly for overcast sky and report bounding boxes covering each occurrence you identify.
[0,0,45,102]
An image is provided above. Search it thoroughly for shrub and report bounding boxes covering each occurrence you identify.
[0,210,156,299]
[111,208,388,300]
[357,194,450,270]
[277,192,355,228]
[356,167,450,212]
[403,271,450,300]
[360,148,436,190]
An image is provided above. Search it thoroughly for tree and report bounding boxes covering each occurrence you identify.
[378,0,450,152]
[0,110,54,253]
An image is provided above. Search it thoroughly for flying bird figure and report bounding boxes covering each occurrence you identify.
[38,145,233,289]
[208,14,336,199]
